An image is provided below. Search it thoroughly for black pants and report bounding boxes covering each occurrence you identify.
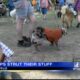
[57,11,62,18]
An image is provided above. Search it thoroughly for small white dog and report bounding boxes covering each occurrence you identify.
[10,9,16,23]
[61,5,68,15]
[10,9,16,18]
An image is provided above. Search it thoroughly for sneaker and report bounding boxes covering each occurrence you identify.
[22,36,32,47]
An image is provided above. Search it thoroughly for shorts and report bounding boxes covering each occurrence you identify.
[14,1,34,20]
[41,8,48,15]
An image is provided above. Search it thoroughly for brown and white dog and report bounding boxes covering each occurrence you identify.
[61,5,77,29]
[31,26,67,50]
[61,9,74,28]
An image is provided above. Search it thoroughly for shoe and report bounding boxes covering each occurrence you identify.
[17,40,27,47]
[22,36,30,41]
[23,36,28,41]
[22,36,32,47]
[76,23,80,28]
[17,40,31,47]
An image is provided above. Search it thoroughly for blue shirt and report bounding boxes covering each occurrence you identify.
[7,0,15,11]
[7,0,14,6]
[58,0,65,6]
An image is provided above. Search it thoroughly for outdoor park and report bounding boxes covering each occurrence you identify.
[0,10,80,62]
[0,0,80,79]
[0,0,80,62]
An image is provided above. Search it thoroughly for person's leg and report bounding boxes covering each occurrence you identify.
[41,8,48,20]
[76,10,80,28]
[16,18,24,41]
[27,2,36,38]
[76,16,80,28]
[43,8,48,19]
[16,17,30,47]
[22,2,37,48]
[21,13,36,49]
[28,15,36,38]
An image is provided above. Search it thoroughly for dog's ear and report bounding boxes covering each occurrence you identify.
[36,26,44,32]
[35,26,45,38]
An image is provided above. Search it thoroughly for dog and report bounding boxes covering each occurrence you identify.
[61,5,76,29]
[62,9,74,28]
[31,26,67,50]
[10,9,16,23]
[31,29,43,51]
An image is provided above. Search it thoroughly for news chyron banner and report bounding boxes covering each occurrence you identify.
[0,62,80,70]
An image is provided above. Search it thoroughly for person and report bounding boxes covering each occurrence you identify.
[66,0,75,12]
[32,0,37,12]
[58,0,65,7]
[36,0,41,12]
[32,0,37,6]
[7,0,15,12]
[53,0,59,10]
[40,0,53,20]
[75,0,80,28]
[0,41,14,79]
[66,0,75,7]
[13,0,36,47]
[56,0,65,18]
